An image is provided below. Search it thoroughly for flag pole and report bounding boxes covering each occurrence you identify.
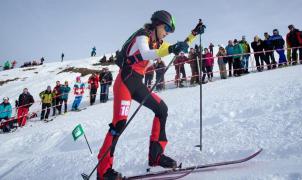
[84,133,93,154]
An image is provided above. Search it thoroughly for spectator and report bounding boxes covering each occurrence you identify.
[61,53,65,62]
[11,60,17,69]
[88,73,99,105]
[251,35,271,71]
[239,36,251,73]
[99,68,113,103]
[209,43,214,55]
[72,76,85,111]
[39,86,55,121]
[174,52,188,87]
[203,48,214,81]
[225,40,234,77]
[270,29,287,67]
[155,58,166,91]
[60,81,71,113]
[144,64,155,88]
[3,61,10,70]
[0,97,13,132]
[216,47,227,79]
[263,32,277,69]
[91,46,97,57]
[40,57,45,65]
[233,39,243,77]
[100,55,107,63]
[286,24,302,65]
[188,48,199,85]
[52,81,62,116]
[32,60,38,66]
[16,88,34,126]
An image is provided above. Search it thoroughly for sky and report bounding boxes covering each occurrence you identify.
[0,0,301,65]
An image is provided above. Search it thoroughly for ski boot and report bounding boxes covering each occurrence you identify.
[149,154,177,169]
[98,168,122,180]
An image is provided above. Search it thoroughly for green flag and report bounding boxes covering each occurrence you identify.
[72,124,84,141]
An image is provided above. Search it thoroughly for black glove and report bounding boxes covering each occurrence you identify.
[168,41,189,55]
[192,19,206,35]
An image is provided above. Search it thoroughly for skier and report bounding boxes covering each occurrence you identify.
[88,73,99,105]
[286,24,302,65]
[270,29,287,67]
[0,97,13,132]
[3,61,10,70]
[72,76,85,111]
[61,53,65,62]
[99,68,113,103]
[209,43,214,55]
[39,86,55,121]
[16,88,34,126]
[52,81,62,115]
[60,81,71,113]
[91,46,97,57]
[96,10,203,179]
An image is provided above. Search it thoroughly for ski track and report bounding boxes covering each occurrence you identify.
[0,56,302,180]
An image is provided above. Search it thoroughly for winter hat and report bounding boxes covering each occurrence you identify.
[288,24,294,29]
[234,39,238,43]
[76,76,81,81]
[47,85,51,90]
[3,97,9,101]
[273,29,279,35]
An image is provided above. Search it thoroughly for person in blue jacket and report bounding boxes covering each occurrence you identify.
[72,77,85,111]
[269,29,287,67]
[0,97,13,132]
[225,40,234,76]
[60,81,71,113]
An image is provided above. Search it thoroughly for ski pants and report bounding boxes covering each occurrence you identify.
[100,84,109,103]
[276,49,287,65]
[72,96,82,110]
[17,107,28,127]
[90,88,97,105]
[97,69,168,179]
[41,103,51,120]
[241,55,250,71]
[62,99,68,113]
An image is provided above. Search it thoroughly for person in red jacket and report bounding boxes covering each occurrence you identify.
[203,48,214,82]
[96,10,202,179]
[88,73,99,105]
[174,52,188,87]
[52,81,62,116]
[286,24,302,65]
[16,88,34,126]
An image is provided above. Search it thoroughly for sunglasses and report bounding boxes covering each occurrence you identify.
[164,25,172,33]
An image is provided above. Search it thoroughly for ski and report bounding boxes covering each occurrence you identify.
[124,148,262,180]
[44,118,54,123]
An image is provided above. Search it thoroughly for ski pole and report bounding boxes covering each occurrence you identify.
[81,55,179,180]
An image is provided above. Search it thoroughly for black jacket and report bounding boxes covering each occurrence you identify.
[17,93,34,108]
[251,40,265,53]
[99,71,113,86]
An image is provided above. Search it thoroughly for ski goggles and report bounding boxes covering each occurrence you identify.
[164,25,173,33]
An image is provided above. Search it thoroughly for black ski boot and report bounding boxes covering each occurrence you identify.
[157,154,177,168]
[101,168,122,180]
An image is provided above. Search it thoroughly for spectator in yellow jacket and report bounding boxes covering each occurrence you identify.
[39,86,55,121]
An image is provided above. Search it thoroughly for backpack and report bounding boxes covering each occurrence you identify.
[115,28,149,68]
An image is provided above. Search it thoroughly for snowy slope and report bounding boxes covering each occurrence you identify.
[0,58,302,180]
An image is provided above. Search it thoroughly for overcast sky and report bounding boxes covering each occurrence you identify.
[0,0,301,65]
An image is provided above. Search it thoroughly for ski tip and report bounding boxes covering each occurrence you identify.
[81,173,89,180]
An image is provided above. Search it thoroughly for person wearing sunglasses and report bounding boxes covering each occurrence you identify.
[96,10,204,180]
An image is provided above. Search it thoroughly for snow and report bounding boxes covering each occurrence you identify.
[1,57,302,180]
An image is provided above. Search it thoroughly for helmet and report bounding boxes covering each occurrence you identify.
[151,10,175,33]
